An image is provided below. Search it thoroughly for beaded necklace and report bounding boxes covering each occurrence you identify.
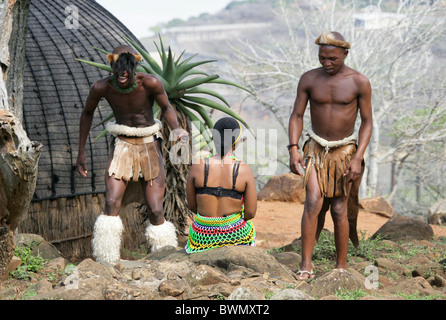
[111,73,138,94]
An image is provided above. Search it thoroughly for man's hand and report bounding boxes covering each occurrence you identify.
[289,149,306,176]
[76,153,88,178]
[344,157,362,182]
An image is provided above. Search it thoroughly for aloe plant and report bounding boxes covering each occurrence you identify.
[77,35,251,234]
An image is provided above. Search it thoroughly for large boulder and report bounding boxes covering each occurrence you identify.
[428,199,446,226]
[258,173,305,202]
[371,213,434,242]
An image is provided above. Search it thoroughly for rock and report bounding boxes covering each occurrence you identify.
[428,199,446,225]
[374,258,407,275]
[227,287,263,300]
[403,256,445,278]
[388,276,442,297]
[185,264,229,286]
[270,288,314,300]
[311,268,365,299]
[359,197,394,218]
[371,213,434,242]
[36,279,53,294]
[159,279,187,297]
[15,233,62,260]
[186,246,297,282]
[257,173,306,202]
[3,256,22,280]
[271,252,301,273]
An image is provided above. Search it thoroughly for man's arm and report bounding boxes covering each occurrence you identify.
[344,75,373,182]
[288,75,310,175]
[76,81,103,177]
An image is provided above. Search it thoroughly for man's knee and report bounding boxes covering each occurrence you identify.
[330,199,348,221]
[304,198,323,216]
[106,196,122,212]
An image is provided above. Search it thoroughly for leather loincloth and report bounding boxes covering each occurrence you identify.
[302,129,364,247]
[303,128,358,198]
[106,120,163,182]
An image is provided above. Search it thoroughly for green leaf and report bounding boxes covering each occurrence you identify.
[185,86,231,107]
[209,78,253,95]
[162,47,177,87]
[177,104,214,152]
[93,111,115,129]
[180,99,214,130]
[76,59,112,73]
[92,46,110,55]
[176,69,210,84]
[176,75,219,92]
[94,129,109,142]
[176,59,217,78]
[183,95,250,130]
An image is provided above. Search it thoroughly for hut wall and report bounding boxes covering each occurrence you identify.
[19,194,147,262]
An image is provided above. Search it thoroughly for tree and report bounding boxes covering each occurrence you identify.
[227,0,446,207]
[0,0,42,280]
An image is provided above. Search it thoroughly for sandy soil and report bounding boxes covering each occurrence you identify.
[253,200,446,250]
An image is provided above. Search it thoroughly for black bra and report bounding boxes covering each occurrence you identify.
[195,157,244,200]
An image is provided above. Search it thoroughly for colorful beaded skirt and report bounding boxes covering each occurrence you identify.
[185,211,256,254]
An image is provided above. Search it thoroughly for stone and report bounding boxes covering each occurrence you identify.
[159,279,187,297]
[270,289,314,300]
[257,173,306,202]
[185,264,229,286]
[428,199,446,225]
[359,197,394,218]
[186,246,297,282]
[388,276,442,297]
[36,279,53,294]
[227,287,260,300]
[311,268,365,299]
[371,213,434,242]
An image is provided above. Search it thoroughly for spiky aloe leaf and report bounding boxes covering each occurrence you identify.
[183,95,250,130]
[209,78,253,95]
[176,59,217,80]
[76,59,113,73]
[176,75,219,92]
[180,99,214,130]
[185,86,230,107]
[177,104,214,152]
[93,111,115,129]
[162,47,177,89]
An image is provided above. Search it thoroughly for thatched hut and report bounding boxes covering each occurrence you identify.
[18,0,149,261]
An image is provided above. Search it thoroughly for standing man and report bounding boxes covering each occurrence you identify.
[288,32,373,280]
[77,45,188,263]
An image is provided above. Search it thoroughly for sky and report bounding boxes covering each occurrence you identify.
[95,0,235,39]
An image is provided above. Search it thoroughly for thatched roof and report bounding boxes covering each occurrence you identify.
[23,0,146,200]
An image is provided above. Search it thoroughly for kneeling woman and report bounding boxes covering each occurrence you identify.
[185,117,257,253]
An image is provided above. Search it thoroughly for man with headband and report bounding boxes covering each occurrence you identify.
[288,31,373,279]
[76,45,188,263]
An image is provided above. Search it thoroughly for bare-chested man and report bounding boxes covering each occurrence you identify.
[76,45,188,263]
[288,32,373,280]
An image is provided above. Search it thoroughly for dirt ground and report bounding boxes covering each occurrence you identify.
[253,200,446,250]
